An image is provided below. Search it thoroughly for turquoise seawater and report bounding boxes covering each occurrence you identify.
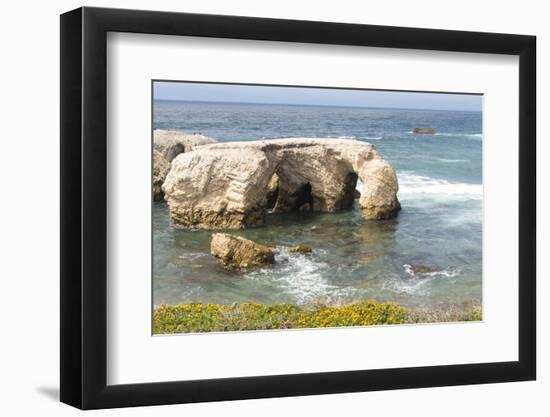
[153,100,482,310]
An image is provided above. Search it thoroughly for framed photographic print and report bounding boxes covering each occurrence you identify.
[60,6,536,410]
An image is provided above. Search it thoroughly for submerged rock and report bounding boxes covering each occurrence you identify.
[210,233,275,269]
[413,127,435,134]
[287,244,313,254]
[163,138,401,229]
[406,264,439,275]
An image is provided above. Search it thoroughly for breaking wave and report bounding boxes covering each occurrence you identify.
[333,135,382,141]
[245,248,357,305]
[434,133,482,139]
[405,131,482,140]
[397,173,482,199]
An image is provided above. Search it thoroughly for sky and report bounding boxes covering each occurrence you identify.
[153,81,482,112]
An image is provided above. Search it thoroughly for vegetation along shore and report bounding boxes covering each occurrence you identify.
[153,301,482,334]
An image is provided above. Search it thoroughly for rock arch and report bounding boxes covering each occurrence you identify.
[162,138,400,229]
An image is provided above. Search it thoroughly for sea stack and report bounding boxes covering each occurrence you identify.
[162,138,401,229]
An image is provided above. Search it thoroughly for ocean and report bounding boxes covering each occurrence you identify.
[153,100,482,310]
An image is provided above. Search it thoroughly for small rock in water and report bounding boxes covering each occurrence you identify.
[407,264,439,274]
[210,233,274,269]
[413,127,435,134]
[287,244,313,254]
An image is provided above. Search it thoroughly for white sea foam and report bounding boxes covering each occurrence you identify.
[397,173,482,200]
[405,131,482,140]
[403,264,461,278]
[433,132,482,140]
[334,135,382,141]
[383,265,461,295]
[381,272,431,296]
[245,248,357,304]
[384,277,431,296]
[435,132,482,137]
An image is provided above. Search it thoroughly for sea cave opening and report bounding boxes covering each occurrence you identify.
[291,182,313,212]
[265,172,314,213]
[340,172,359,209]
[264,169,360,214]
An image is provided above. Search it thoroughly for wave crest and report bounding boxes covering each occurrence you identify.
[398,173,482,199]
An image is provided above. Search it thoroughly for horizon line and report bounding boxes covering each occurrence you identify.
[153,98,482,113]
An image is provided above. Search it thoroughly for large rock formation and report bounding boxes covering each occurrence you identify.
[211,233,275,269]
[163,138,400,229]
[153,150,171,201]
[154,129,217,161]
[152,130,216,200]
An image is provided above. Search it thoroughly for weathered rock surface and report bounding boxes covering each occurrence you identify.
[210,233,275,269]
[406,264,439,275]
[287,244,313,254]
[153,129,217,161]
[357,158,401,220]
[163,138,400,229]
[413,127,435,134]
[266,173,280,209]
[153,150,171,201]
[153,130,217,201]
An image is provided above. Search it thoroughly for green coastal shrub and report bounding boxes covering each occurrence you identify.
[297,301,409,328]
[154,300,480,334]
[153,303,305,334]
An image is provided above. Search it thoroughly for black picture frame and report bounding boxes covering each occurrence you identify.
[60,6,536,410]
